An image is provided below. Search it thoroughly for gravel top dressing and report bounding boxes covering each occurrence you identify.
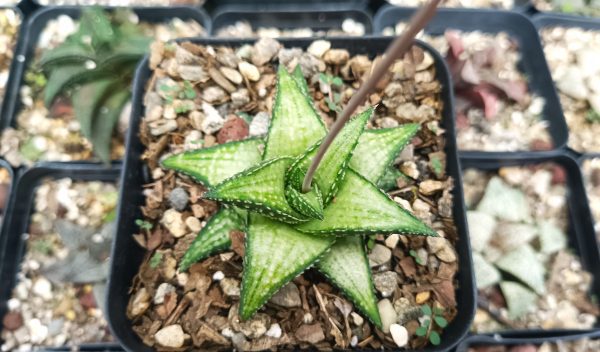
[0,178,118,350]
[125,37,460,350]
[464,164,597,333]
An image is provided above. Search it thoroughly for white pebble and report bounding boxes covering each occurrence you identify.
[7,298,20,311]
[212,271,225,281]
[32,278,52,301]
[378,299,397,333]
[27,318,48,344]
[351,312,364,326]
[307,40,331,58]
[176,272,189,287]
[265,323,282,338]
[238,61,260,82]
[154,283,176,305]
[389,324,409,347]
[303,312,314,324]
[221,327,235,338]
[155,324,188,348]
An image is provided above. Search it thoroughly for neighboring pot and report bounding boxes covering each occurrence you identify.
[0,162,122,351]
[211,5,373,37]
[455,330,600,352]
[373,7,568,157]
[460,154,600,335]
[0,5,212,131]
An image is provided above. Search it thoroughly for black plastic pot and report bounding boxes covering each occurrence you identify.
[0,162,122,351]
[375,1,533,13]
[205,0,369,13]
[16,0,39,17]
[0,158,16,273]
[211,5,373,37]
[0,5,212,131]
[532,14,600,157]
[578,154,600,243]
[374,7,568,157]
[456,330,600,352]
[0,6,23,125]
[460,154,600,335]
[107,36,475,352]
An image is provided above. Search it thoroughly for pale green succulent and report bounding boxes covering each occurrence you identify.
[162,65,438,326]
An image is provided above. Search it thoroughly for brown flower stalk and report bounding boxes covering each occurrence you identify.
[302,0,442,193]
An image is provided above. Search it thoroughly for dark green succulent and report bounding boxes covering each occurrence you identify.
[40,7,152,162]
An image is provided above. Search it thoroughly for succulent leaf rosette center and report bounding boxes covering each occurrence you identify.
[162,64,438,327]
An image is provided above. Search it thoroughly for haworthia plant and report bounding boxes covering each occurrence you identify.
[39,7,152,163]
[179,208,245,272]
[162,64,438,327]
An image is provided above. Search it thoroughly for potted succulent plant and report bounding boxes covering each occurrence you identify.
[0,6,209,167]
[107,37,473,351]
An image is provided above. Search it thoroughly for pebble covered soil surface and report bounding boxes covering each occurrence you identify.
[0,178,119,351]
[533,0,600,17]
[468,338,600,352]
[0,13,205,167]
[384,25,551,152]
[386,0,516,8]
[540,26,600,152]
[0,9,20,111]
[37,0,202,5]
[127,38,459,350]
[582,158,600,240]
[215,18,366,38]
[464,164,597,333]
[0,166,10,227]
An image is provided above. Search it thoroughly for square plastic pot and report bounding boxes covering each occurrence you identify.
[211,5,373,37]
[373,7,568,157]
[460,153,600,336]
[0,162,122,351]
[107,36,475,352]
[0,5,212,132]
[455,330,600,352]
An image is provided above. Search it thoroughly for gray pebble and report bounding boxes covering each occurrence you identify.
[169,187,189,211]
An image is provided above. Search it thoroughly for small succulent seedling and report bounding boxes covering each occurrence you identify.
[319,72,344,113]
[409,249,425,265]
[38,7,152,163]
[135,219,153,232]
[586,109,600,124]
[149,252,163,269]
[416,304,447,346]
[162,65,438,327]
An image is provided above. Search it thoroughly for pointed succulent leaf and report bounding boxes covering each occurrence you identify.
[79,8,115,48]
[263,66,326,160]
[288,108,372,204]
[377,167,405,192]
[204,158,308,223]
[292,65,310,98]
[39,43,96,68]
[350,124,420,184]
[44,64,87,106]
[296,169,437,236]
[495,244,546,295]
[179,208,244,272]
[240,214,334,319]
[72,78,118,142]
[91,88,130,163]
[161,138,263,187]
[285,183,323,220]
[317,236,382,328]
[500,281,537,319]
[97,36,151,70]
